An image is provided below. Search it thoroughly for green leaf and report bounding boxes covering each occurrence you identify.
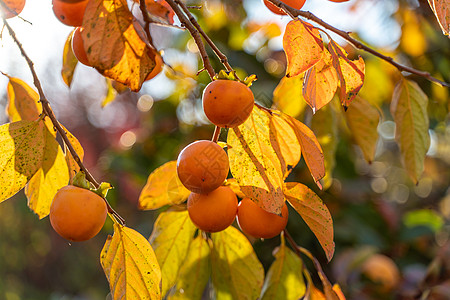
[100,224,161,300]
[403,209,444,232]
[6,76,42,122]
[149,210,197,297]
[390,79,430,184]
[260,236,306,300]
[344,96,380,163]
[139,161,190,210]
[168,236,211,300]
[0,120,45,203]
[25,125,69,219]
[211,226,264,300]
[61,29,78,88]
[284,182,335,262]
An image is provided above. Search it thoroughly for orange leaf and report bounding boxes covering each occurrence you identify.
[82,0,158,91]
[134,0,175,25]
[284,182,334,261]
[328,41,365,109]
[61,29,78,88]
[282,114,325,187]
[284,20,323,78]
[6,77,42,122]
[427,0,449,37]
[303,48,338,113]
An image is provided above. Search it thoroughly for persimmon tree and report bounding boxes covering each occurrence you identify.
[0,0,449,299]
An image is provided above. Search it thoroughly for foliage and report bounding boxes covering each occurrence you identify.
[0,0,449,299]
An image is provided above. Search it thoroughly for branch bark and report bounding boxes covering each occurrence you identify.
[267,0,450,87]
[1,17,125,225]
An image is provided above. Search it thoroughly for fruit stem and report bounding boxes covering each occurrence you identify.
[211,126,221,143]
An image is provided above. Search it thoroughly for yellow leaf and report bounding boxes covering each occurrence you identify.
[401,11,427,57]
[332,284,346,300]
[427,0,449,37]
[272,75,307,118]
[211,226,264,300]
[25,126,69,219]
[270,111,301,178]
[61,29,78,88]
[139,161,190,210]
[284,20,324,78]
[0,120,45,203]
[82,0,158,91]
[303,48,339,113]
[260,236,305,300]
[284,182,335,261]
[101,224,161,300]
[310,104,338,190]
[102,78,118,107]
[328,41,365,109]
[282,114,325,187]
[62,125,84,182]
[391,79,430,184]
[227,106,285,214]
[345,96,380,163]
[149,210,197,297]
[168,236,211,300]
[223,178,246,198]
[6,77,42,122]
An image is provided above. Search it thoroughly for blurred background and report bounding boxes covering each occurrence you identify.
[0,0,449,299]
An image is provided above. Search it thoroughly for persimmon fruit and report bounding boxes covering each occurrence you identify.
[177,140,229,194]
[237,197,289,239]
[187,186,238,232]
[0,0,25,19]
[263,0,306,15]
[202,80,254,128]
[50,185,107,242]
[72,27,90,66]
[52,0,89,27]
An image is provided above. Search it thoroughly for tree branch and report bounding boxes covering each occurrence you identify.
[1,17,125,225]
[175,0,237,76]
[267,0,450,87]
[164,0,215,80]
[138,0,154,45]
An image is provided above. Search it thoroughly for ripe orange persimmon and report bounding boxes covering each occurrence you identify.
[187,186,238,232]
[52,0,89,27]
[0,0,25,19]
[177,140,229,194]
[50,185,107,242]
[145,54,163,81]
[72,27,90,66]
[263,0,306,15]
[202,80,254,128]
[237,197,289,239]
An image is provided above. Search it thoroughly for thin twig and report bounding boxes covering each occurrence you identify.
[139,0,154,45]
[175,0,237,77]
[164,0,215,80]
[283,229,339,299]
[267,0,450,87]
[2,18,125,225]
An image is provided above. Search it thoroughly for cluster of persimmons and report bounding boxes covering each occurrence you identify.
[178,79,289,239]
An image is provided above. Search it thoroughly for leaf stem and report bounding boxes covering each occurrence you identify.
[1,17,125,226]
[164,0,215,80]
[266,0,450,87]
[211,126,221,143]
